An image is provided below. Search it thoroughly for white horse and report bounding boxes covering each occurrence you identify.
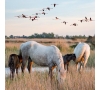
[19,41,66,83]
[74,42,90,72]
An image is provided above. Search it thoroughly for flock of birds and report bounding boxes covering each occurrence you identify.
[15,3,94,26]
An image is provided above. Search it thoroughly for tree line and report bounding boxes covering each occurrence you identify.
[5,32,94,39]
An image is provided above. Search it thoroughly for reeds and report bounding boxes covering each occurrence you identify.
[5,66,95,90]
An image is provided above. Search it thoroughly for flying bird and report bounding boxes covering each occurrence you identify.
[45,7,53,11]
[61,21,68,25]
[40,8,46,11]
[33,13,41,15]
[15,15,21,18]
[84,16,88,22]
[29,16,32,19]
[28,16,39,19]
[51,3,58,7]
[34,16,40,18]
[89,17,95,21]
[85,16,87,20]
[41,12,48,15]
[70,23,78,26]
[78,20,83,23]
[26,15,39,21]
[31,18,38,21]
[53,17,61,20]
[22,14,28,18]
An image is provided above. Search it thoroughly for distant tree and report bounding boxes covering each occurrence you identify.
[22,35,27,38]
[50,32,54,38]
[5,35,7,39]
[83,35,86,38]
[9,35,14,38]
[87,35,95,46]
[66,35,70,39]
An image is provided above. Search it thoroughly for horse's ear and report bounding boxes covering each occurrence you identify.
[73,54,76,57]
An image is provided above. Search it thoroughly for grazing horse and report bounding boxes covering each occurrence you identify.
[74,42,90,72]
[63,54,76,71]
[19,41,66,83]
[8,54,22,80]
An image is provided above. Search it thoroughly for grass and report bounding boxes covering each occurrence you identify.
[5,38,95,90]
[87,50,95,68]
[5,66,95,90]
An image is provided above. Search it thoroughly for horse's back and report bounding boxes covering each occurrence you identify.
[20,41,37,57]
[20,41,37,50]
[20,41,60,55]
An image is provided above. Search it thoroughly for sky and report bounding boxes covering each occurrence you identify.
[5,0,95,36]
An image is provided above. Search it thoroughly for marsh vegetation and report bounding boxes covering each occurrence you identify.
[5,38,95,90]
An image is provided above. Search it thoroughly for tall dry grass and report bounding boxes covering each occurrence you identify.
[5,65,95,90]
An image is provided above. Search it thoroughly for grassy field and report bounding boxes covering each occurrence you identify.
[5,38,95,90]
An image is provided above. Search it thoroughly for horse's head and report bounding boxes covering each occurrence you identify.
[64,54,76,61]
[57,69,66,83]
[57,57,66,83]
[71,54,76,61]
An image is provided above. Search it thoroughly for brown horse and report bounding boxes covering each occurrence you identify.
[8,54,22,80]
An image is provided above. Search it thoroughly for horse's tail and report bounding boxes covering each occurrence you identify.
[19,49,22,56]
[75,44,87,63]
[76,49,85,62]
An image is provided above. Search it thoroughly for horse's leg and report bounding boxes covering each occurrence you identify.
[83,61,86,69]
[48,65,56,77]
[49,66,56,88]
[78,56,86,73]
[12,69,15,80]
[64,64,66,70]
[21,58,27,74]
[76,62,82,72]
[76,62,78,71]
[10,68,15,80]
[67,63,69,72]
[21,65,24,74]
[27,57,33,73]
[49,67,53,82]
[10,70,12,80]
[16,68,18,77]
[83,53,89,70]
[56,66,63,90]
[79,62,83,73]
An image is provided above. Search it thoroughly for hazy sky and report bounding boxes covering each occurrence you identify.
[5,0,95,36]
